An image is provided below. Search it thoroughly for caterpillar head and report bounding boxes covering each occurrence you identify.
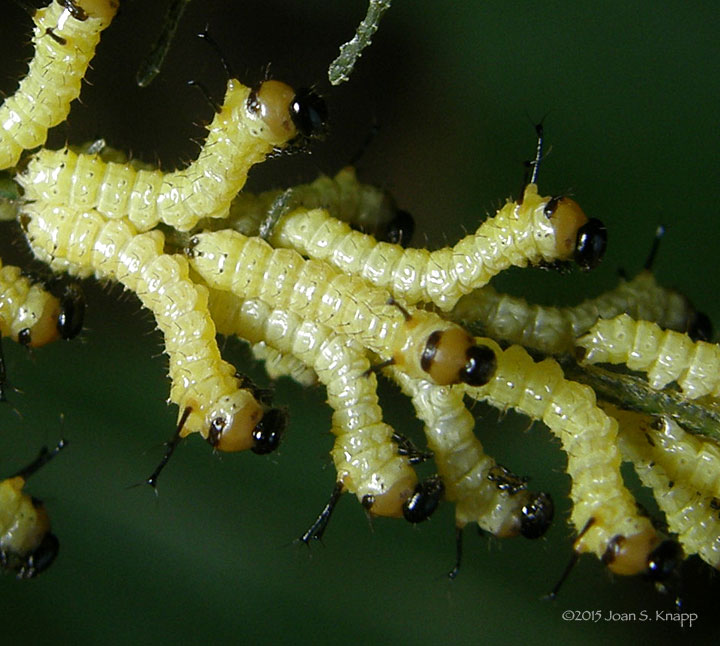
[402,475,445,524]
[57,284,86,340]
[420,329,497,387]
[543,195,607,270]
[62,0,119,25]
[601,528,682,579]
[1,531,60,580]
[246,81,327,147]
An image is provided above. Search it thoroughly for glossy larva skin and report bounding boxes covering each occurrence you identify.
[578,314,720,398]
[450,271,696,355]
[189,229,475,385]
[0,0,117,170]
[612,409,720,568]
[0,261,61,347]
[270,184,573,311]
[21,203,264,448]
[19,79,290,232]
[223,167,404,242]
[249,342,318,387]
[206,289,417,516]
[391,368,535,537]
[464,338,656,572]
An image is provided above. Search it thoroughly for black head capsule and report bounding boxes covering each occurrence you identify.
[13,532,60,579]
[402,475,445,524]
[250,407,287,455]
[687,310,713,342]
[57,284,85,340]
[460,344,497,387]
[519,492,554,539]
[644,539,683,584]
[574,218,607,270]
[384,209,415,247]
[289,88,328,140]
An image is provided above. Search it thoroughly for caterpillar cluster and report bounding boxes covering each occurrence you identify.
[1,0,717,599]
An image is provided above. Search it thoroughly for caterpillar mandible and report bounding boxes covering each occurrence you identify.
[205,289,433,520]
[463,338,674,579]
[0,0,118,171]
[18,79,327,232]
[20,202,283,453]
[577,314,720,399]
[188,229,497,388]
[1,440,66,579]
[266,184,606,311]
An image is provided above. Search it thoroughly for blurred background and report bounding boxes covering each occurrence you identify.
[1,0,719,643]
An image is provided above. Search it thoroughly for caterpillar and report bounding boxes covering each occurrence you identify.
[577,314,720,399]
[608,406,720,569]
[0,0,118,171]
[249,341,318,387]
[188,229,497,388]
[205,289,438,520]
[450,269,705,356]
[1,440,66,579]
[20,202,284,453]
[463,338,674,578]
[220,166,414,246]
[390,367,554,540]
[0,260,84,348]
[18,79,328,232]
[265,183,607,311]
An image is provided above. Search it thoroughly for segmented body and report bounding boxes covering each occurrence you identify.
[206,289,417,516]
[0,0,118,170]
[464,338,658,574]
[189,229,492,387]
[577,314,720,399]
[391,368,551,538]
[20,203,266,451]
[18,79,315,231]
[450,271,698,355]
[609,407,720,568]
[268,184,599,310]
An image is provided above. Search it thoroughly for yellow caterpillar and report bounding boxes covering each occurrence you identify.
[266,184,606,310]
[390,368,553,539]
[188,228,497,388]
[18,80,327,232]
[463,338,670,577]
[577,314,720,399]
[1,441,66,579]
[205,289,432,519]
[450,270,704,356]
[0,259,83,348]
[20,202,282,453]
[0,0,118,170]
[607,406,720,569]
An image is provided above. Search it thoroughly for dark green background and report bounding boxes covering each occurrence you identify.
[1,1,719,643]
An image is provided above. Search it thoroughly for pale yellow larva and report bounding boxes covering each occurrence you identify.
[20,202,279,453]
[188,229,496,388]
[0,0,118,170]
[464,338,664,577]
[266,184,606,310]
[204,288,421,519]
[450,270,702,356]
[390,368,553,539]
[577,314,720,399]
[18,81,327,232]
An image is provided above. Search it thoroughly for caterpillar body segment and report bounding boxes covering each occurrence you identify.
[577,314,720,399]
[249,342,318,387]
[0,0,118,171]
[450,270,701,356]
[188,229,496,388]
[609,407,720,569]
[20,203,277,452]
[1,441,66,579]
[463,339,662,576]
[18,79,327,232]
[267,184,606,311]
[390,368,553,539]
[205,289,419,518]
[223,167,414,245]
